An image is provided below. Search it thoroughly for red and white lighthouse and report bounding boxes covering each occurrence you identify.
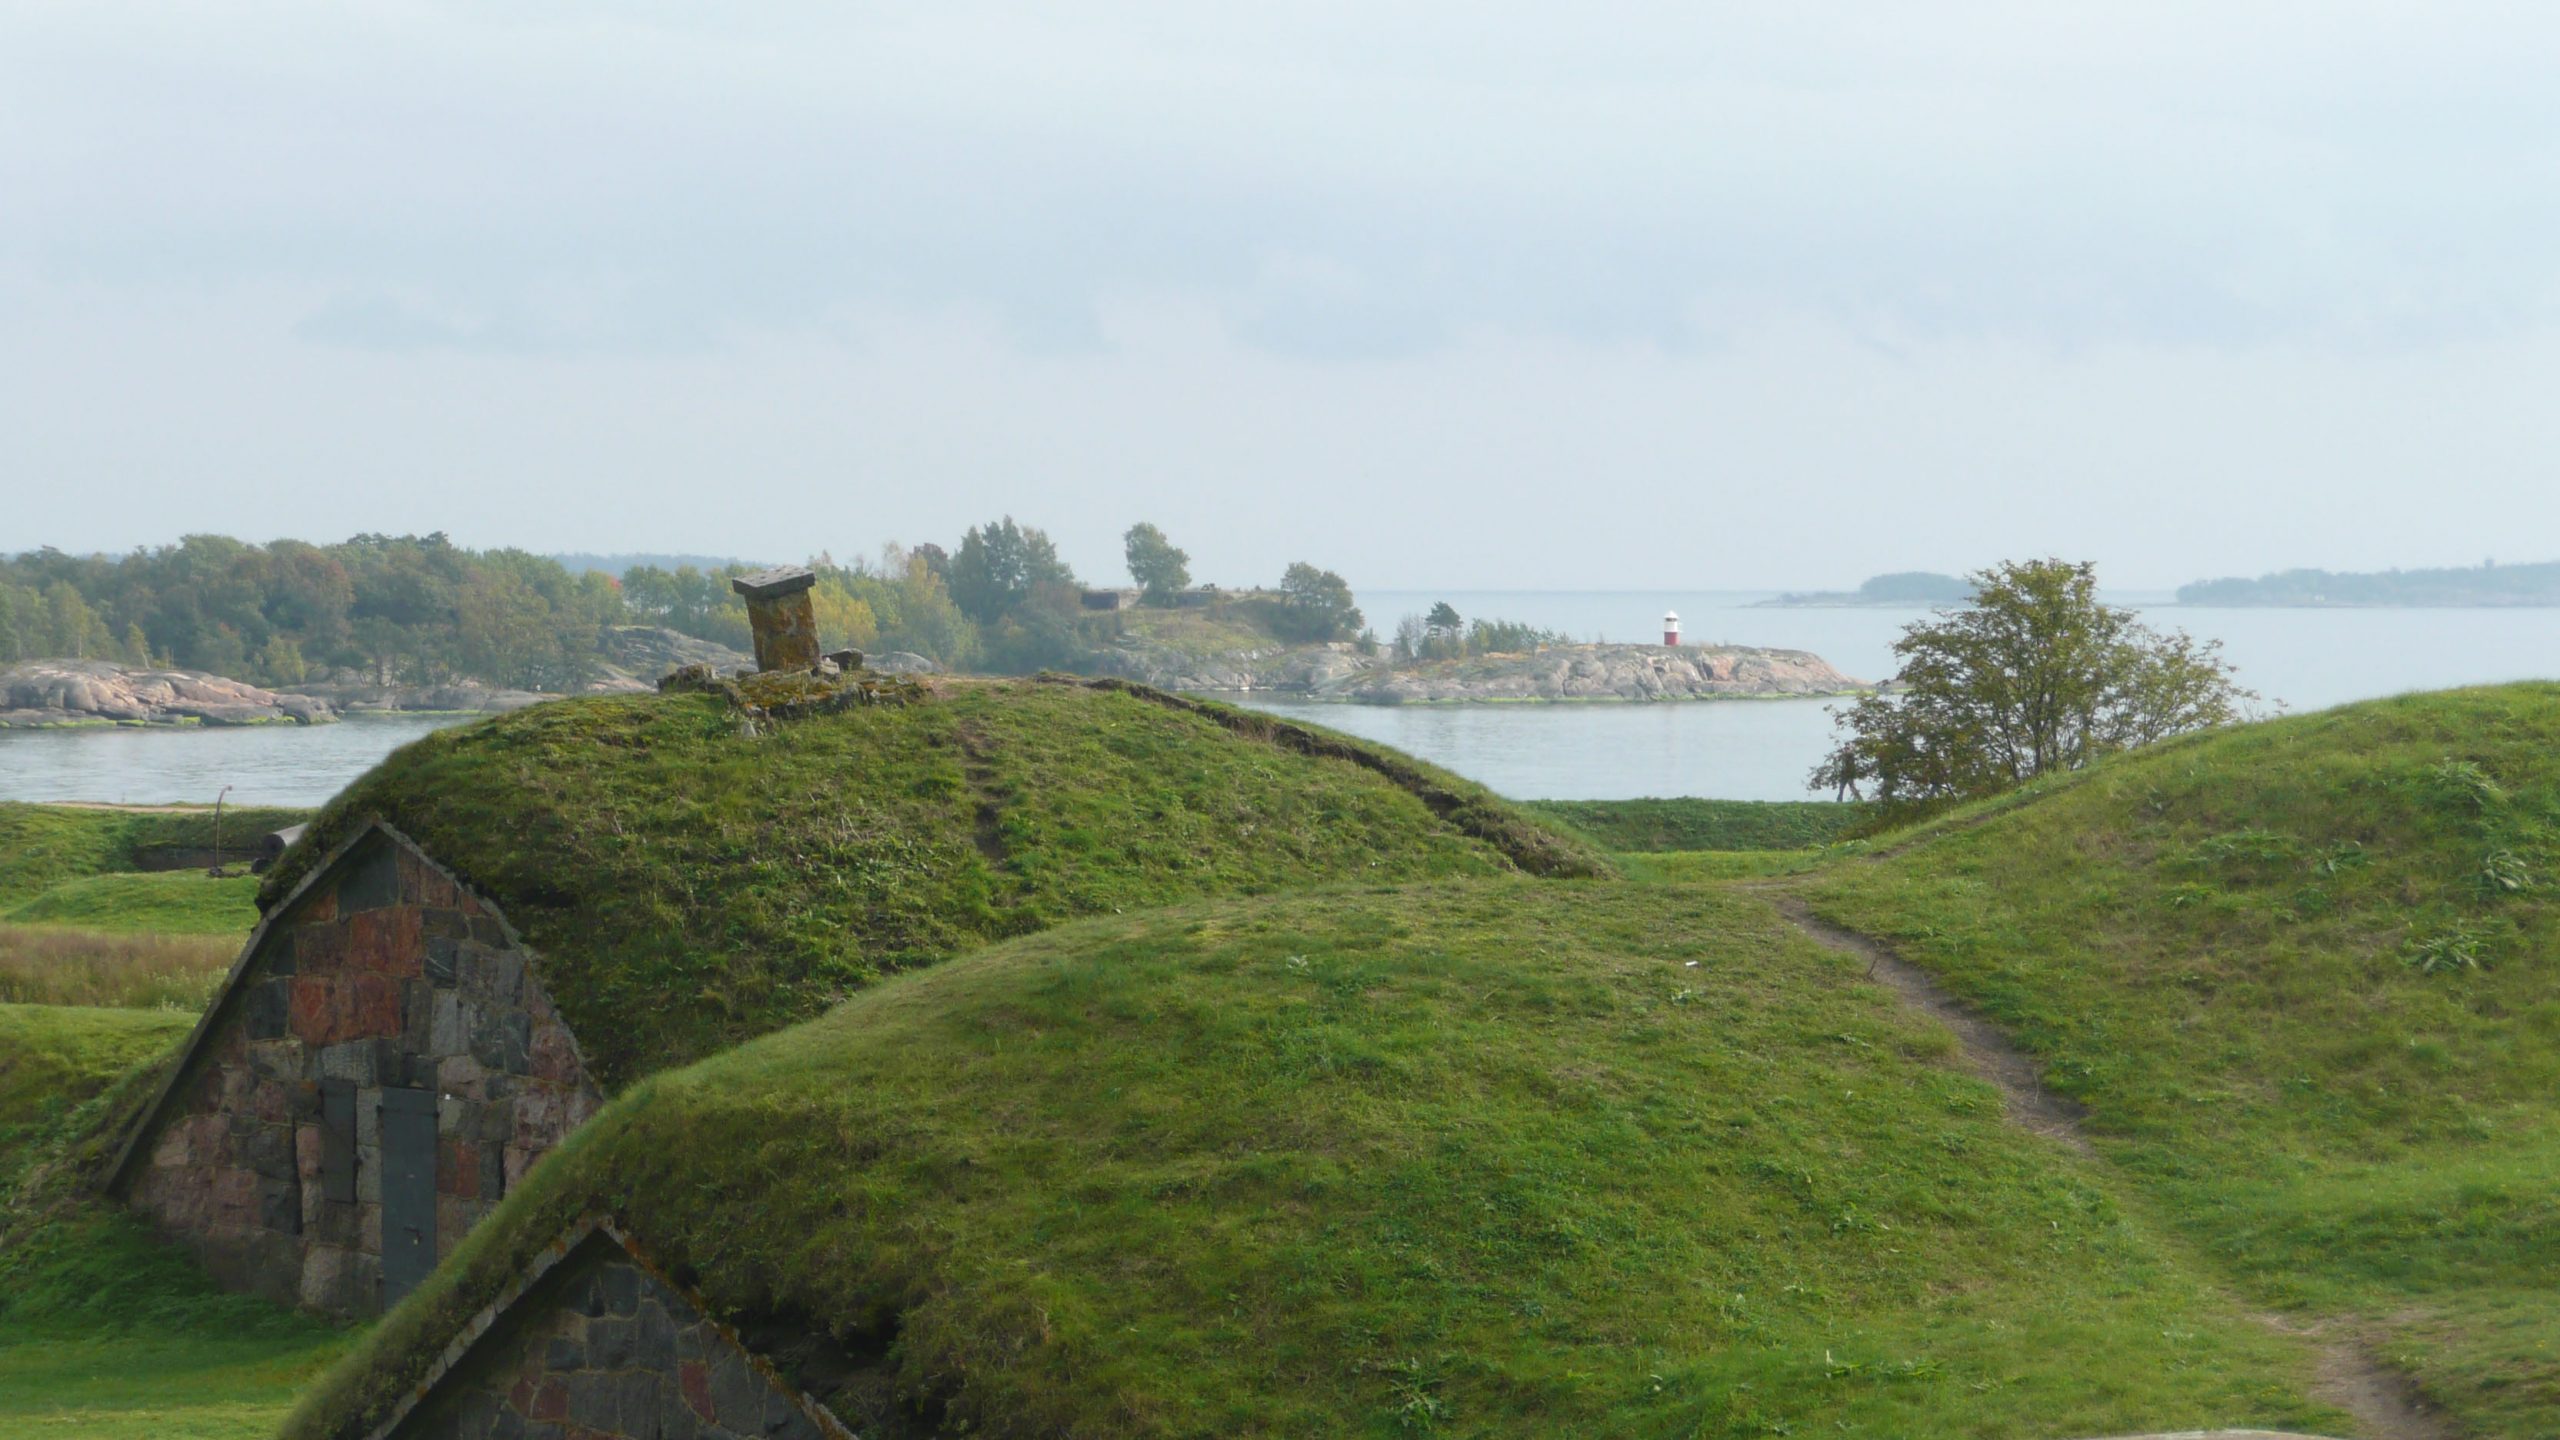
[1662,610,1681,647]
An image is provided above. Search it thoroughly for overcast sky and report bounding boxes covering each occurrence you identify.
[6,2,2559,590]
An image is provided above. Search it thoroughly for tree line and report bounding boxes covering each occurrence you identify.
[0,522,1369,691]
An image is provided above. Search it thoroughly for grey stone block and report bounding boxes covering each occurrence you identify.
[319,1042,378,1086]
[258,1175,302,1234]
[614,1369,666,1439]
[588,1316,636,1369]
[565,1370,620,1431]
[424,935,461,985]
[245,978,290,1040]
[601,1260,641,1316]
[243,1123,296,1180]
[635,1299,678,1371]
[545,1333,585,1371]
[710,1350,766,1432]
[337,844,399,913]
[431,992,467,1056]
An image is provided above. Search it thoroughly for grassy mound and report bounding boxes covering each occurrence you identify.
[0,1004,193,1155]
[4,871,259,935]
[1802,682,2560,1436]
[263,680,1606,1088]
[288,881,2335,1440]
[0,803,308,910]
[1525,798,1873,852]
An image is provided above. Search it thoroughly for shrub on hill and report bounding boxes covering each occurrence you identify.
[284,882,2329,1440]
[263,680,1605,1088]
[1804,681,2560,1437]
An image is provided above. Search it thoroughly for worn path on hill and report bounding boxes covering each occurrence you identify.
[1766,895,2452,1440]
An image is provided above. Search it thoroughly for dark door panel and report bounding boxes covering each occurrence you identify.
[378,1087,438,1306]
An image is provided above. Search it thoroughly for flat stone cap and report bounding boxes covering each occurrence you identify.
[730,565,817,601]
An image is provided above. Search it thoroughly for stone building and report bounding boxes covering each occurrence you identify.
[102,820,603,1318]
[347,1220,857,1440]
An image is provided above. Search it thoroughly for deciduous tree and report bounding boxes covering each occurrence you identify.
[1123,523,1191,605]
[1813,559,2252,810]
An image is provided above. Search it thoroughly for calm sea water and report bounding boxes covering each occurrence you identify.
[0,714,461,808]
[2,595,2555,806]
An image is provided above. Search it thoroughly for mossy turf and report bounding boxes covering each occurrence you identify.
[262,681,1601,1089]
[1524,798,1873,852]
[1802,682,2560,1437]
[289,881,2333,1440]
[0,1004,342,1440]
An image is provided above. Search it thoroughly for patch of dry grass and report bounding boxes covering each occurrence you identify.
[0,925,234,1010]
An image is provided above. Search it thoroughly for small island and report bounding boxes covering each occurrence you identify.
[1755,571,1973,607]
[2178,559,2560,607]
[1079,604,1865,704]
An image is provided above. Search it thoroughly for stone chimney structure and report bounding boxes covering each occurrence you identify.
[730,565,822,673]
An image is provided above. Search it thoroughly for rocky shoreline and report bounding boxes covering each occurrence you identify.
[0,635,1852,729]
[1081,639,1866,704]
[0,659,337,728]
[0,631,952,730]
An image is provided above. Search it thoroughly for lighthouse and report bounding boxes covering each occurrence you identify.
[1663,610,1681,647]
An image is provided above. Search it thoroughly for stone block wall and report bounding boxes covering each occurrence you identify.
[398,1247,840,1440]
[125,830,601,1317]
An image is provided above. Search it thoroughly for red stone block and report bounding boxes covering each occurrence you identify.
[682,1361,715,1421]
[297,888,336,926]
[345,973,403,1040]
[346,906,423,977]
[400,849,461,909]
[508,1375,538,1414]
[529,1022,577,1086]
[532,1378,569,1423]
[439,1139,480,1200]
[287,976,336,1044]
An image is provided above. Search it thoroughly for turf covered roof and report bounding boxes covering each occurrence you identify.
[281,881,2329,1440]
[260,678,1607,1088]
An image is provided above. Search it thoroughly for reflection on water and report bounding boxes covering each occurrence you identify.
[0,598,2554,805]
[0,714,471,807]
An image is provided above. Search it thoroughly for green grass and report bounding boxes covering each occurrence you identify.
[1799,682,2560,1437]
[1525,797,1873,852]
[289,880,2334,1440]
[0,1003,194,1151]
[4,872,261,935]
[0,804,309,910]
[263,681,1602,1090]
[0,1004,343,1440]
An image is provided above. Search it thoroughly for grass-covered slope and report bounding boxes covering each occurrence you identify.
[263,680,1606,1088]
[0,807,268,1011]
[0,1004,342,1440]
[290,881,2335,1440]
[1802,682,2560,1436]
